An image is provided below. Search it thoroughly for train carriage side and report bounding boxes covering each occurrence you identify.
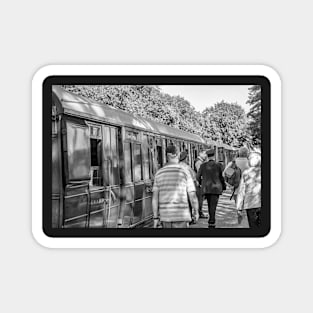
[205,141,238,169]
[52,86,207,228]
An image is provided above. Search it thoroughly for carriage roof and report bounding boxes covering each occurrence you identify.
[52,86,206,144]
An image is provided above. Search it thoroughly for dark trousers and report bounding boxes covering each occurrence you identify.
[162,221,189,228]
[205,194,219,227]
[246,208,261,229]
[196,185,203,214]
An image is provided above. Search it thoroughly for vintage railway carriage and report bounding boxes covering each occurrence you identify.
[212,142,237,170]
[206,141,238,170]
[52,86,208,228]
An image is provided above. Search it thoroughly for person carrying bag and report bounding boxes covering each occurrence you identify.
[224,159,241,200]
[223,147,250,203]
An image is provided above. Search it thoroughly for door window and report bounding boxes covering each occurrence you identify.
[143,135,150,180]
[65,119,90,182]
[124,142,132,183]
[134,143,142,182]
[89,124,103,186]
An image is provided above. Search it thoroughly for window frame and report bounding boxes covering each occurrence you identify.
[86,122,104,187]
[142,133,151,180]
[124,128,144,183]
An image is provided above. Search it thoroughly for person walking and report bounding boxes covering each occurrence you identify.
[179,150,198,223]
[196,149,226,228]
[194,149,208,218]
[236,151,261,229]
[223,147,250,203]
[152,145,199,228]
[179,150,197,185]
[195,150,207,173]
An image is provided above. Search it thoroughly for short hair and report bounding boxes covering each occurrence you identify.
[239,147,249,157]
[206,149,215,157]
[166,145,178,155]
[166,145,179,159]
[249,152,261,167]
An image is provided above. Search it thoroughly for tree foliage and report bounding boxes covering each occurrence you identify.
[202,101,249,147]
[246,85,261,145]
[62,85,250,147]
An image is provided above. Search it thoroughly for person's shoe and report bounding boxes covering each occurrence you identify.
[208,223,216,229]
[199,213,206,219]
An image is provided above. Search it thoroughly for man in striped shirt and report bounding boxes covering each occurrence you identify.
[152,145,199,228]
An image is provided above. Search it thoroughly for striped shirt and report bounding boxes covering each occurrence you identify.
[152,163,196,222]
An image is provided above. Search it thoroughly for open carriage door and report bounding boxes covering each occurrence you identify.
[62,117,91,228]
[62,120,122,228]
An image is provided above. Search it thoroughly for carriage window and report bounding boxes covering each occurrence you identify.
[150,149,155,176]
[89,129,102,186]
[110,128,119,185]
[143,135,150,180]
[165,139,169,148]
[66,119,91,182]
[90,139,101,166]
[156,146,163,170]
[90,125,101,138]
[134,144,142,182]
[125,142,132,183]
[126,131,139,141]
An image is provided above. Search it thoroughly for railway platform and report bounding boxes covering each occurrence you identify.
[190,187,249,228]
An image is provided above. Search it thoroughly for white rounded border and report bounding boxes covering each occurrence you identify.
[32,65,281,248]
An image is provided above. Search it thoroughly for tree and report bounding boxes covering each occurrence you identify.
[61,85,250,147]
[61,85,203,135]
[246,85,261,145]
[202,101,249,147]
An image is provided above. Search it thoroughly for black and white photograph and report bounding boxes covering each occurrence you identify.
[50,82,264,233]
[5,0,313,311]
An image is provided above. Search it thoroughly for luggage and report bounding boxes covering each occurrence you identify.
[224,160,241,189]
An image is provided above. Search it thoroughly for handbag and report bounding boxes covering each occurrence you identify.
[224,166,235,178]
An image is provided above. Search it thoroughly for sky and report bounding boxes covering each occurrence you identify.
[159,85,252,113]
